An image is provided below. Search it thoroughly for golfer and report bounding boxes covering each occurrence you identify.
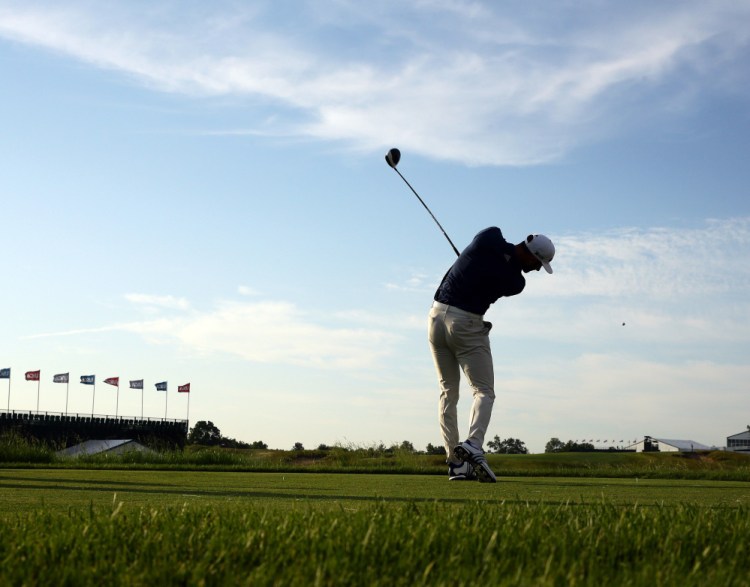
[428,227,555,482]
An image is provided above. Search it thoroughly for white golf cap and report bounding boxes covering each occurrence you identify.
[525,234,555,274]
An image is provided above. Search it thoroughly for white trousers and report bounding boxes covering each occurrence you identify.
[428,301,495,462]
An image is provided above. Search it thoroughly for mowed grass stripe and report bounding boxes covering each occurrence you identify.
[1,469,749,513]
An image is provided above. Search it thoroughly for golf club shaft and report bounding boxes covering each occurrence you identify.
[392,167,460,257]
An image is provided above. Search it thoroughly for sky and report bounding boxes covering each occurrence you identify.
[1,0,749,454]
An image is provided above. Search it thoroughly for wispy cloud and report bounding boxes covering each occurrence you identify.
[484,218,750,356]
[542,217,750,299]
[385,271,432,292]
[170,301,401,369]
[1,1,748,164]
[124,293,190,311]
[237,285,261,297]
[26,296,402,371]
[24,217,750,369]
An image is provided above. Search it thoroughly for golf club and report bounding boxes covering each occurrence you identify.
[385,148,460,257]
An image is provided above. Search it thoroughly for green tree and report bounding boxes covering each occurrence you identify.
[545,437,565,453]
[292,442,305,451]
[399,440,415,452]
[219,436,251,449]
[188,420,222,446]
[250,440,268,449]
[425,443,446,456]
[563,440,595,452]
[487,436,529,454]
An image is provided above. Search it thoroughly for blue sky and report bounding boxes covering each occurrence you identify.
[1,1,749,453]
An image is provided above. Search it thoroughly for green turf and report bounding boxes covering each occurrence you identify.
[1,468,749,513]
[1,469,749,585]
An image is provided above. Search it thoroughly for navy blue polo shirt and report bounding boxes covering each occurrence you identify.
[434,227,525,315]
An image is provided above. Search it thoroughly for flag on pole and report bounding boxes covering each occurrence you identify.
[130,379,145,419]
[2,367,10,411]
[179,383,191,423]
[55,372,71,414]
[156,381,169,419]
[104,377,120,416]
[80,375,95,385]
[26,370,41,412]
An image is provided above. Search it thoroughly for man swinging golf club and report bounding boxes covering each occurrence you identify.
[429,228,555,482]
[384,148,555,483]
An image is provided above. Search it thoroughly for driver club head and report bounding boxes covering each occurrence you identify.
[385,148,401,168]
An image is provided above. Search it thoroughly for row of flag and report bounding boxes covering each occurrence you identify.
[575,440,636,444]
[2,367,192,421]
[1,369,189,393]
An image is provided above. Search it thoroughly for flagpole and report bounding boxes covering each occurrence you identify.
[186,392,190,425]
[141,385,144,419]
[65,380,69,415]
[6,375,10,412]
[91,383,96,416]
[165,386,168,420]
[116,383,120,418]
[36,378,40,412]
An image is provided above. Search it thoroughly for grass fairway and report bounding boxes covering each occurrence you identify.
[1,468,749,512]
[1,469,749,585]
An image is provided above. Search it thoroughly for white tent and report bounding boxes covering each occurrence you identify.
[56,439,153,458]
[629,436,711,453]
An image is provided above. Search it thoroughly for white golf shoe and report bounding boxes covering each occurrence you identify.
[453,441,497,483]
[448,461,477,481]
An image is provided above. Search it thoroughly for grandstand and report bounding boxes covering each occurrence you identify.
[0,410,188,449]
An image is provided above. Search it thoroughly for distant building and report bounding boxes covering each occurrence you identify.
[726,429,750,452]
[627,436,711,453]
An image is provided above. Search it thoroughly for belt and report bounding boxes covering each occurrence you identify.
[432,301,483,319]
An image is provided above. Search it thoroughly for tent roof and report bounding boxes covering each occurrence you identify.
[655,438,711,450]
[56,439,145,457]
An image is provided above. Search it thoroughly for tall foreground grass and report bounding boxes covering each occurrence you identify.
[1,501,748,586]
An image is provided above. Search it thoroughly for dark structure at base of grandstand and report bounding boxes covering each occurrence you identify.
[0,411,188,449]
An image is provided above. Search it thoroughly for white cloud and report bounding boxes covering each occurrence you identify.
[124,293,190,311]
[23,217,750,373]
[530,217,750,299]
[385,271,432,292]
[172,301,400,369]
[473,217,750,361]
[162,219,750,369]
[237,285,260,296]
[31,299,403,371]
[1,1,748,164]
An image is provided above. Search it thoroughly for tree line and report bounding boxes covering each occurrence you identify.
[188,422,533,454]
[189,423,615,455]
[544,437,597,453]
